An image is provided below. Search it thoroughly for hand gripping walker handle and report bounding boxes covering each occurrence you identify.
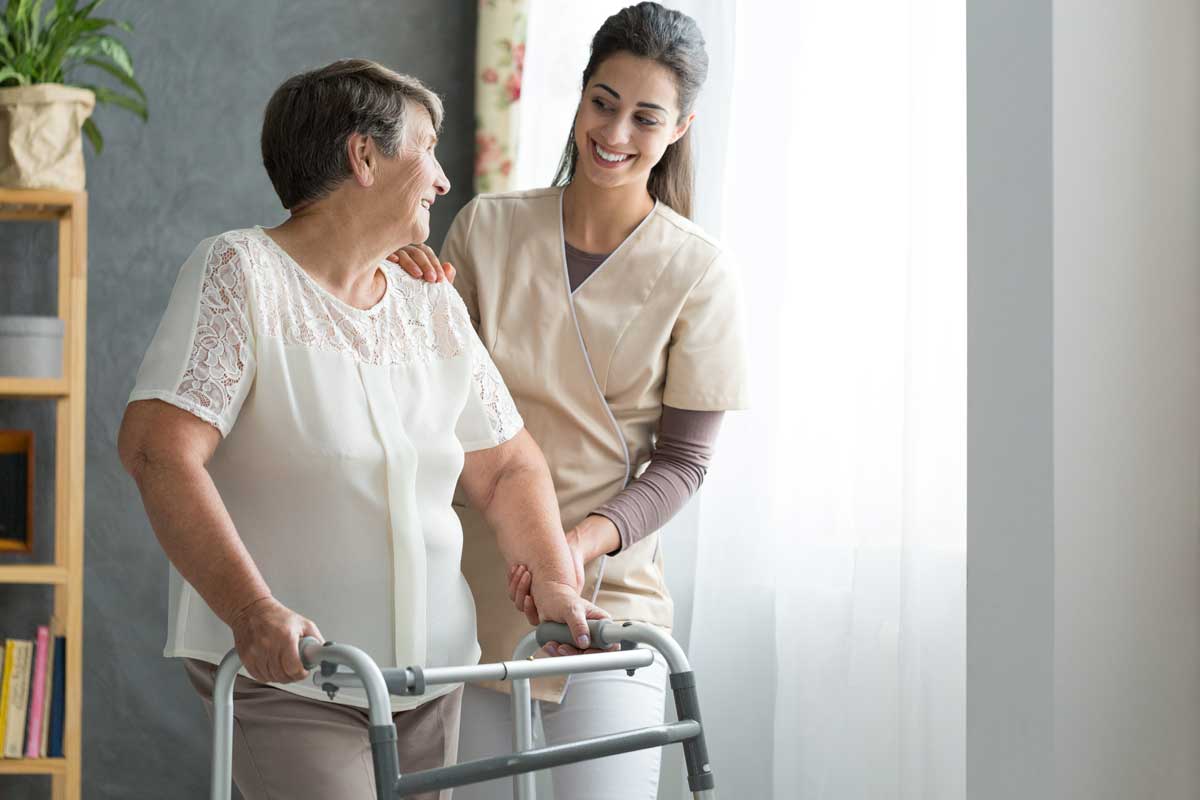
[535,619,622,648]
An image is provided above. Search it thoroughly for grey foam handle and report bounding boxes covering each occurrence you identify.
[535,619,612,648]
[298,636,324,670]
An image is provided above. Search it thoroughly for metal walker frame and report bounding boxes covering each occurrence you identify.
[210,619,716,799]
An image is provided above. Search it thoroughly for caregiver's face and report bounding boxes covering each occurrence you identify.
[573,51,691,192]
[379,104,449,244]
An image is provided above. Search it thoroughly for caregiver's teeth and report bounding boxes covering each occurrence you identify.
[595,143,630,163]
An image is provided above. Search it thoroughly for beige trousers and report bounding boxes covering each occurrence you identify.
[185,658,462,800]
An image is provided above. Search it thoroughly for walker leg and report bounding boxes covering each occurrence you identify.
[671,670,716,798]
[512,677,537,800]
[210,651,243,800]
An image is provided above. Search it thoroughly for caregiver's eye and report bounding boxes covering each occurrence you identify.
[591,97,611,112]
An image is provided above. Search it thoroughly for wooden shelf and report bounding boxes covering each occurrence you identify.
[0,758,68,775]
[0,377,70,398]
[0,565,69,585]
[0,187,86,797]
[0,189,82,221]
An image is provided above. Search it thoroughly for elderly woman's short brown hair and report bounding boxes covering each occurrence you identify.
[261,58,444,209]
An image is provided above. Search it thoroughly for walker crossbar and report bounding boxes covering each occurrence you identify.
[392,720,701,795]
[316,648,656,696]
[211,620,717,800]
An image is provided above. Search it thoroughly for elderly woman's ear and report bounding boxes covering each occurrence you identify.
[347,133,376,187]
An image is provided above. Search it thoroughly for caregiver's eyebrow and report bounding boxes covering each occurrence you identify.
[595,83,667,113]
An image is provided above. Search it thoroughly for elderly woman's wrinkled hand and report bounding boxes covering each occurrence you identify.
[527,579,617,657]
[388,243,455,283]
[230,596,323,684]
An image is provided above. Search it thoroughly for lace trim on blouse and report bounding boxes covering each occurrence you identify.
[174,236,252,430]
[174,230,522,441]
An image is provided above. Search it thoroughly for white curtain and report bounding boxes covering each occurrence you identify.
[515,3,966,798]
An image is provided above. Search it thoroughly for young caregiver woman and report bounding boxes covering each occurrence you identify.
[393,4,748,797]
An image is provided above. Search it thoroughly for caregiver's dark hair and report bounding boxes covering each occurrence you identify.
[552,1,708,219]
[262,59,444,210]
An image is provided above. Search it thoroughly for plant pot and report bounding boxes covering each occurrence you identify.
[0,83,95,191]
[0,315,65,378]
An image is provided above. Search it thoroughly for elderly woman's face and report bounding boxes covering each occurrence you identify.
[377,105,449,244]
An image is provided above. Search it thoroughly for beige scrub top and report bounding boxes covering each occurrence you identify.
[442,187,749,701]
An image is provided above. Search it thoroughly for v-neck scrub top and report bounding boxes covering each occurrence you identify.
[443,187,749,701]
[128,228,524,711]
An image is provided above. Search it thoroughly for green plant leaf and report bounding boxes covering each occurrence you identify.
[0,19,14,61]
[7,1,30,39]
[80,17,130,33]
[29,0,46,45]
[75,0,106,22]
[68,32,131,75]
[82,116,102,153]
[80,56,143,99]
[0,65,28,86]
[79,82,146,120]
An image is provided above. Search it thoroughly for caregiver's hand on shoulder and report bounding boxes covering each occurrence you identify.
[387,243,455,284]
[229,596,323,684]
[529,579,609,652]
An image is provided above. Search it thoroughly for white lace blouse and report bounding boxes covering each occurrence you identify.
[128,228,523,710]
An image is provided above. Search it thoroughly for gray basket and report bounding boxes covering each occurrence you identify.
[0,315,65,378]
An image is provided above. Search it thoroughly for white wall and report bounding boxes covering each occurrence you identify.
[1053,2,1200,798]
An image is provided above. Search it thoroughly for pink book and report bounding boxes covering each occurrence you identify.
[24,626,49,758]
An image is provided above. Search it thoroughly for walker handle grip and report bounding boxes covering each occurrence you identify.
[298,636,324,671]
[535,619,614,648]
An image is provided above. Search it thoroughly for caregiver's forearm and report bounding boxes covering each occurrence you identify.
[124,444,272,625]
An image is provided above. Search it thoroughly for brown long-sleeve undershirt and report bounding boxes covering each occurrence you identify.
[566,241,725,553]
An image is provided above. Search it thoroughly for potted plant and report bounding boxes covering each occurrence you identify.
[0,0,146,190]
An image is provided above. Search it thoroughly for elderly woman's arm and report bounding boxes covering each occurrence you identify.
[459,429,604,650]
[118,399,322,683]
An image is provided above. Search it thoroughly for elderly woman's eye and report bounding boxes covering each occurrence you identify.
[637,116,658,126]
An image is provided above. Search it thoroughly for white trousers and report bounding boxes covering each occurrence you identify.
[453,651,669,800]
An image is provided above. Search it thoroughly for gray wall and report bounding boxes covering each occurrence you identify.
[0,1,476,796]
[1053,1,1200,798]
[969,2,1200,798]
[966,1,1056,797]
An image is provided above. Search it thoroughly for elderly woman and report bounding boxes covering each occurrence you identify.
[117,59,599,800]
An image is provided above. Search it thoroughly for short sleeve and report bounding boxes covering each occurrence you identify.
[127,235,257,436]
[447,288,524,451]
[440,197,481,328]
[662,250,751,411]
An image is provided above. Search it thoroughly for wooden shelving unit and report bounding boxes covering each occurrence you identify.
[0,188,86,799]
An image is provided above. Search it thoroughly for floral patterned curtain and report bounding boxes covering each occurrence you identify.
[474,0,528,193]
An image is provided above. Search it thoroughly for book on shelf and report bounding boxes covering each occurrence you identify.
[47,633,65,758]
[0,640,10,744]
[24,625,49,757]
[2,639,33,757]
[0,620,65,759]
[39,620,61,757]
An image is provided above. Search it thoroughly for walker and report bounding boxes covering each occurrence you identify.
[210,619,717,799]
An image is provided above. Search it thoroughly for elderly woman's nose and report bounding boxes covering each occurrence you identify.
[434,163,450,195]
